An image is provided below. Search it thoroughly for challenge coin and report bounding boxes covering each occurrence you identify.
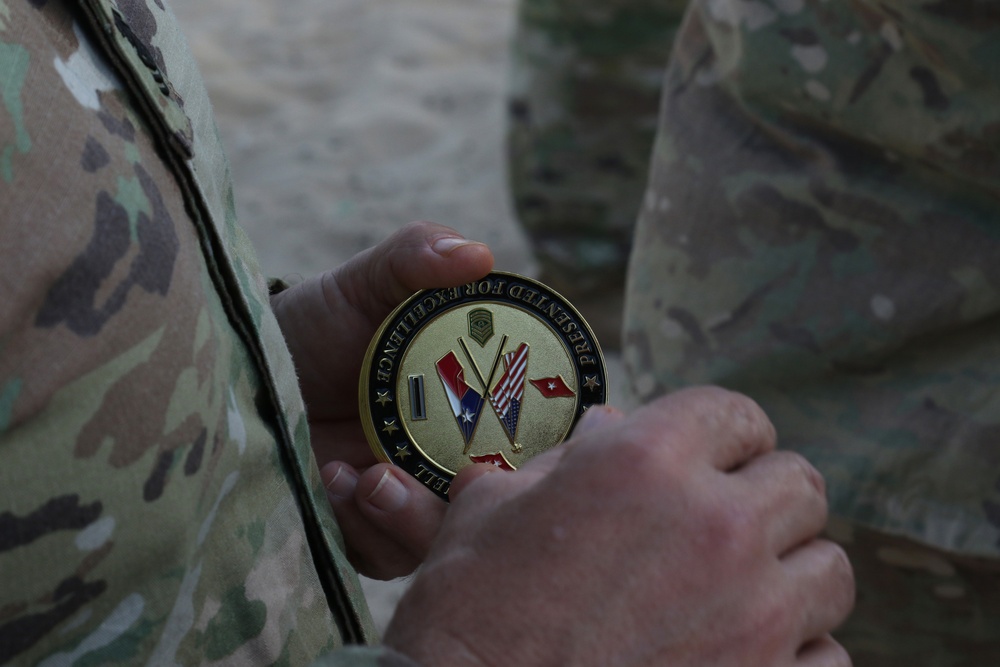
[359,271,608,500]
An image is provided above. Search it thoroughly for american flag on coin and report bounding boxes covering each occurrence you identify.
[489,342,528,445]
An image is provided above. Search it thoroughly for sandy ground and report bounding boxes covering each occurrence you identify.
[171,0,530,281]
[170,0,625,635]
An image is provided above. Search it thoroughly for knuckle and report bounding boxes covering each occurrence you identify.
[694,386,768,421]
[827,542,857,608]
[685,386,776,449]
[797,636,852,667]
[830,638,853,667]
[725,392,776,447]
[404,219,436,234]
[787,451,827,498]
[729,593,791,662]
[698,494,759,559]
[810,540,856,619]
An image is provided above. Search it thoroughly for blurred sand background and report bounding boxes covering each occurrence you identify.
[170,0,625,634]
[171,0,530,280]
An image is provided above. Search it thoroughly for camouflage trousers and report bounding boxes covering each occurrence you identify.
[507,0,687,298]
[829,519,1000,666]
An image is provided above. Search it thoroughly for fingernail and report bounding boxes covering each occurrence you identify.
[367,469,409,512]
[431,236,483,256]
[325,464,358,501]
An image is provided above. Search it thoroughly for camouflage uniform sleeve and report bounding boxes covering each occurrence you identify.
[623,0,1000,557]
[0,1,380,663]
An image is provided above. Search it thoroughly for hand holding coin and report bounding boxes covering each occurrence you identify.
[274,220,606,577]
[271,221,497,579]
[385,388,854,667]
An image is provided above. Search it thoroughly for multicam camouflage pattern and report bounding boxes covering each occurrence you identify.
[622,0,1000,659]
[826,517,1000,665]
[507,0,687,297]
[0,0,403,663]
[624,0,1000,556]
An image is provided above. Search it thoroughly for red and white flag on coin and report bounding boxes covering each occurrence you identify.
[529,375,575,398]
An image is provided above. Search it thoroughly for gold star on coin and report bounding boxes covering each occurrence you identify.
[382,419,400,435]
[375,390,392,406]
[395,444,411,461]
[583,375,601,390]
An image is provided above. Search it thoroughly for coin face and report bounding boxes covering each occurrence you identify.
[359,272,608,500]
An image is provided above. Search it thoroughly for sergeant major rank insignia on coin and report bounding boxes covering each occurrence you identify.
[359,271,608,500]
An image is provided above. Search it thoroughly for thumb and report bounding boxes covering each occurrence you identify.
[329,220,494,317]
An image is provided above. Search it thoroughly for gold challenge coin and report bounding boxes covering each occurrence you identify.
[359,271,608,500]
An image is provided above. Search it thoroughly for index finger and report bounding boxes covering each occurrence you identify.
[640,387,777,471]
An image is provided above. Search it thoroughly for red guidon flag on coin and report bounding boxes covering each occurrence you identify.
[529,375,575,398]
[470,452,515,471]
[490,342,528,442]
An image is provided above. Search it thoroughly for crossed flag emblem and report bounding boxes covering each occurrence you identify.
[436,326,575,457]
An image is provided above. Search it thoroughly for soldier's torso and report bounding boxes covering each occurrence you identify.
[0,1,373,663]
